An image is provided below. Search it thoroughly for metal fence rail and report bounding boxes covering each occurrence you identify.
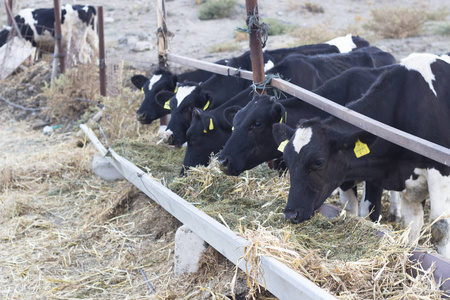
[167,53,450,167]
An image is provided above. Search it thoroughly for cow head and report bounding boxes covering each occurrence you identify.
[219,96,286,176]
[181,108,232,175]
[131,68,177,124]
[165,82,213,147]
[273,119,361,223]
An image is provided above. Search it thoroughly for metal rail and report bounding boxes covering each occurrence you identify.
[166,53,450,167]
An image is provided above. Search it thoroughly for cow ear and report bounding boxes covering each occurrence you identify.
[223,105,241,126]
[155,91,175,110]
[199,91,213,110]
[199,113,215,133]
[131,75,148,90]
[272,123,296,152]
[330,129,377,157]
[273,102,287,124]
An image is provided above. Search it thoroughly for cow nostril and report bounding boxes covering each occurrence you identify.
[218,156,229,167]
[136,111,146,121]
[284,210,300,224]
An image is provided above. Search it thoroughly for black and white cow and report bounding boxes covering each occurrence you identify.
[130,34,370,129]
[130,63,227,131]
[272,53,450,257]
[0,5,97,63]
[218,65,399,221]
[165,46,395,147]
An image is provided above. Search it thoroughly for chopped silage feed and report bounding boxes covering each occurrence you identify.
[112,138,446,299]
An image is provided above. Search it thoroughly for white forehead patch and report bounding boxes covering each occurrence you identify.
[148,74,162,91]
[325,33,356,53]
[264,60,274,72]
[175,85,196,107]
[400,53,439,97]
[18,9,38,37]
[292,127,312,154]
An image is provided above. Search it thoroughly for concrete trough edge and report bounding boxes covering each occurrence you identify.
[80,124,337,300]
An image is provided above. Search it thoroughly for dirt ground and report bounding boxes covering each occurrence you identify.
[1,0,449,299]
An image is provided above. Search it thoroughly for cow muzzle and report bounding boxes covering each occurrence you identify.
[283,208,308,224]
[218,156,239,176]
[136,111,152,124]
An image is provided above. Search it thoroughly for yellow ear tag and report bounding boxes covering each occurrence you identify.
[174,85,178,93]
[277,140,289,152]
[231,126,234,131]
[279,112,287,123]
[209,118,214,130]
[164,100,171,110]
[203,100,210,110]
[354,139,370,158]
[141,87,144,94]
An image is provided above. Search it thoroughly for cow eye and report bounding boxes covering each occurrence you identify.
[313,158,325,169]
[252,121,262,129]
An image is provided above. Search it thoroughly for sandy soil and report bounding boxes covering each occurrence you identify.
[0,1,449,299]
[2,0,448,69]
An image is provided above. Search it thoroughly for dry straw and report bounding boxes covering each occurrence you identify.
[1,60,446,299]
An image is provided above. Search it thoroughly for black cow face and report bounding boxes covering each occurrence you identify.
[272,120,351,223]
[182,109,231,175]
[131,69,177,124]
[219,96,285,176]
[166,83,211,146]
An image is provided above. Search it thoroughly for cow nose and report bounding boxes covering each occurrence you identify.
[136,111,147,121]
[218,156,229,171]
[284,209,301,224]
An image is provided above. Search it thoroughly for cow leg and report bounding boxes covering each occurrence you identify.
[427,168,450,258]
[388,191,402,222]
[359,181,383,222]
[401,169,428,243]
[338,182,358,215]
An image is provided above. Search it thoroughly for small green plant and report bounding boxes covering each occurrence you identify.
[208,41,241,53]
[197,0,237,20]
[363,5,426,38]
[435,23,450,35]
[264,18,296,36]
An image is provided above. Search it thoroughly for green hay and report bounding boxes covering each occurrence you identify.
[112,139,186,182]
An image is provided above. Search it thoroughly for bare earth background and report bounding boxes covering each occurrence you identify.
[0,0,449,299]
[1,0,449,68]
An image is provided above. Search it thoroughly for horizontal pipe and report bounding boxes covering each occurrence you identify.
[167,53,450,167]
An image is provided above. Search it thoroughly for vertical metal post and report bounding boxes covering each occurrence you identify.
[156,0,168,69]
[98,6,107,96]
[245,0,266,95]
[4,0,21,39]
[156,0,169,126]
[6,0,13,25]
[53,0,65,73]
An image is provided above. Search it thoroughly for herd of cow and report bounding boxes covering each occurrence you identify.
[131,34,450,258]
[2,4,449,258]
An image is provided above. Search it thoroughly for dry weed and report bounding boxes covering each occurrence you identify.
[364,5,427,39]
